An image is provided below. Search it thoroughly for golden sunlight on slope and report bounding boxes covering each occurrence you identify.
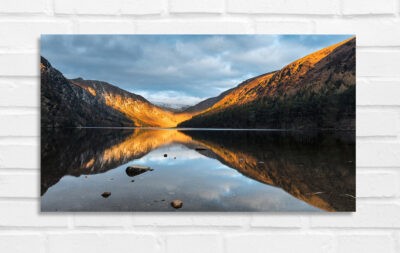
[204,72,275,113]
[71,79,194,127]
[102,94,193,127]
[263,37,355,97]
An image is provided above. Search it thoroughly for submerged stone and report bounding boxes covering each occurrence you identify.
[195,147,208,151]
[171,199,183,209]
[126,165,153,177]
[101,192,111,198]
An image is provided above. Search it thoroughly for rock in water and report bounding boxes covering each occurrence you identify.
[164,154,168,157]
[195,147,207,151]
[101,192,111,198]
[171,199,183,209]
[126,165,153,177]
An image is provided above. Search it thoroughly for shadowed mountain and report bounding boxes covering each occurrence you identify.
[41,57,133,127]
[179,37,356,129]
[41,56,195,128]
[41,128,355,211]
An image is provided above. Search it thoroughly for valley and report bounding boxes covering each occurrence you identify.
[41,37,355,129]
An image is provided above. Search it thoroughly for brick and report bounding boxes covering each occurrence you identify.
[227,0,339,14]
[342,0,395,15]
[169,0,224,13]
[0,114,39,136]
[357,142,400,167]
[54,0,121,15]
[77,20,135,33]
[0,21,72,49]
[314,18,400,46]
[121,0,164,15]
[55,0,164,15]
[132,214,192,226]
[255,20,313,33]
[135,20,254,34]
[191,215,249,226]
[0,201,69,227]
[73,214,131,227]
[357,79,400,105]
[0,234,46,253]
[0,80,39,107]
[336,234,396,252]
[0,54,38,76]
[358,50,400,77]
[356,111,398,137]
[166,234,222,253]
[0,173,38,198]
[131,214,249,227]
[0,0,46,14]
[0,145,39,169]
[225,234,333,253]
[357,172,398,197]
[250,214,303,227]
[48,233,160,253]
[311,203,400,227]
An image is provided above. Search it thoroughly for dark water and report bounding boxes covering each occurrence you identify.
[41,128,355,212]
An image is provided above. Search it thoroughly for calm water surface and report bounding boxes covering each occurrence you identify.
[41,128,355,212]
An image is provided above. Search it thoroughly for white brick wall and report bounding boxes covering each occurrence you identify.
[0,0,399,252]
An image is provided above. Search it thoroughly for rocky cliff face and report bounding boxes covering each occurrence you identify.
[41,57,133,127]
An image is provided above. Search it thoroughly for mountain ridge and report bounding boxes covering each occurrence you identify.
[40,57,133,128]
[41,37,355,129]
[179,37,356,129]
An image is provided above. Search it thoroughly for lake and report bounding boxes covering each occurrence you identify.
[41,128,355,212]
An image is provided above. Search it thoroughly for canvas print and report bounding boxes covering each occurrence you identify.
[41,35,355,212]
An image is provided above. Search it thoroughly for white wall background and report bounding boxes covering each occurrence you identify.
[0,0,399,252]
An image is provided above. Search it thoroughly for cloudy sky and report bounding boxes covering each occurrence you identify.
[41,35,352,106]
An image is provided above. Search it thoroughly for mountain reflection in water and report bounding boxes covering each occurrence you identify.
[41,128,355,212]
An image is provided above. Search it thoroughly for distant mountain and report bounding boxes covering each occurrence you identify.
[41,57,132,127]
[179,37,356,129]
[154,102,191,112]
